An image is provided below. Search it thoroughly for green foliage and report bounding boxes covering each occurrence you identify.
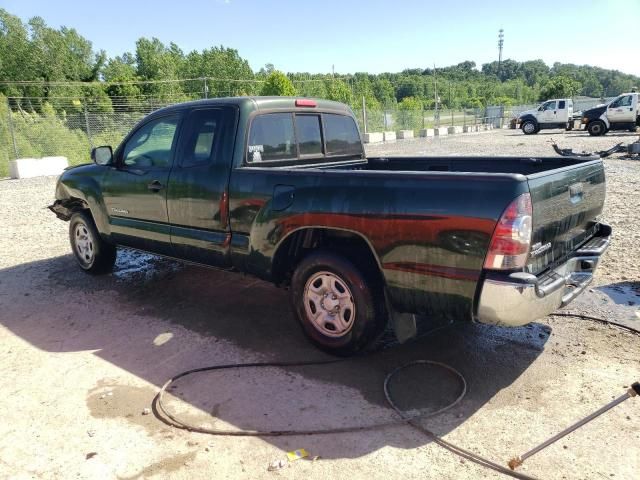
[324,79,352,104]
[398,96,423,110]
[260,71,296,96]
[539,76,582,100]
[2,4,640,167]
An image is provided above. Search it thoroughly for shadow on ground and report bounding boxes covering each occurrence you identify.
[0,249,550,460]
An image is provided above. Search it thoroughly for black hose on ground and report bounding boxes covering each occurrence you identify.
[153,312,638,480]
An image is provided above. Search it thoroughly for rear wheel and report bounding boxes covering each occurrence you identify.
[521,120,537,135]
[69,211,117,274]
[290,251,386,356]
[587,120,606,136]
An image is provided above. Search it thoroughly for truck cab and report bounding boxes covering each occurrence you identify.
[517,98,574,135]
[582,92,640,136]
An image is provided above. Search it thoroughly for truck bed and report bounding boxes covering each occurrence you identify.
[317,155,598,176]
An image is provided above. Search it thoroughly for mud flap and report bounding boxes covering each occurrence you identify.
[391,311,418,343]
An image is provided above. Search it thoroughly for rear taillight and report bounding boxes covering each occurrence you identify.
[484,193,532,270]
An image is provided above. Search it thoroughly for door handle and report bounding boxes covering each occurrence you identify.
[147,180,164,192]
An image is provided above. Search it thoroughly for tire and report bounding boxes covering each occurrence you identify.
[521,120,537,135]
[290,251,387,356]
[587,120,606,136]
[69,211,117,275]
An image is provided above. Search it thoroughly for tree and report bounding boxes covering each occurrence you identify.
[260,71,296,96]
[539,76,582,100]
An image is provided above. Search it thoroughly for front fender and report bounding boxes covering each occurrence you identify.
[52,165,111,236]
[519,114,537,126]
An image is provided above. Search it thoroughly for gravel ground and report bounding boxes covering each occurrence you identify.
[0,128,639,480]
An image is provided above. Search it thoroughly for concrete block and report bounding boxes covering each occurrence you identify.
[419,128,435,137]
[397,130,414,139]
[362,132,383,144]
[463,125,474,133]
[448,126,463,134]
[383,131,396,142]
[434,127,448,136]
[9,156,68,179]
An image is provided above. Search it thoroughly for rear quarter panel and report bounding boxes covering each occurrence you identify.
[228,167,528,320]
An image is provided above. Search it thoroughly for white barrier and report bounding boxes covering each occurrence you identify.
[419,128,435,137]
[448,126,463,134]
[362,132,384,143]
[383,131,396,142]
[397,130,414,139]
[9,156,68,179]
[434,127,448,136]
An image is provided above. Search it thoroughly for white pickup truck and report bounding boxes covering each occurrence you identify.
[517,98,574,135]
[582,92,640,136]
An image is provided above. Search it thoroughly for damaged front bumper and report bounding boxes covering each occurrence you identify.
[475,224,611,327]
[48,200,72,221]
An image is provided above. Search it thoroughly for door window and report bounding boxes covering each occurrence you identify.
[542,101,557,111]
[122,115,179,168]
[610,95,632,108]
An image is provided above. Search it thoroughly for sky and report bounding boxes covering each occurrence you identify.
[3,0,640,76]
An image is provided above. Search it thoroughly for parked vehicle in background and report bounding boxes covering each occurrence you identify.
[517,99,574,134]
[582,93,640,136]
[50,97,611,356]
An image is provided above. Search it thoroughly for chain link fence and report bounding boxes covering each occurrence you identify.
[0,83,612,178]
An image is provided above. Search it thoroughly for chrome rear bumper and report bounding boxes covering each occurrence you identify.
[475,226,611,327]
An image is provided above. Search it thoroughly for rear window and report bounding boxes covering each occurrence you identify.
[248,113,296,162]
[246,111,362,164]
[295,114,322,156]
[324,114,361,156]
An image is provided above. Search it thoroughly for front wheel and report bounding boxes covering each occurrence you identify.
[521,120,537,135]
[587,120,606,136]
[290,251,387,356]
[69,211,117,274]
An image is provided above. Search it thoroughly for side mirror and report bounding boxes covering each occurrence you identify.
[91,146,113,165]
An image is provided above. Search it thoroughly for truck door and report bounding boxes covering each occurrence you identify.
[101,114,181,255]
[167,107,235,267]
[607,94,635,123]
[540,100,557,123]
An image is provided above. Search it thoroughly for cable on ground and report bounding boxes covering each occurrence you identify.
[154,312,639,480]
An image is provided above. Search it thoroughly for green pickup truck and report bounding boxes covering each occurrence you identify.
[50,97,611,355]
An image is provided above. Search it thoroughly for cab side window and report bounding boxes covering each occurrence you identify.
[558,100,566,109]
[180,109,223,167]
[122,115,179,168]
[542,101,557,111]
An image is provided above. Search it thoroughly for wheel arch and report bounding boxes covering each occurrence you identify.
[271,227,385,289]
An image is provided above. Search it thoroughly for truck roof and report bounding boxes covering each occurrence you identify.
[152,96,354,115]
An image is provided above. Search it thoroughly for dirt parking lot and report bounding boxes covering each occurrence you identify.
[1,129,639,479]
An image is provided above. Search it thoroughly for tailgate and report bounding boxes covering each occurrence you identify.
[526,160,605,275]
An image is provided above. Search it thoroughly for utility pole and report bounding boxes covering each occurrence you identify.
[498,29,504,79]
